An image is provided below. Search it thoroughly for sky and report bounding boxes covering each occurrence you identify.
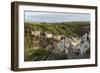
[24,11,90,23]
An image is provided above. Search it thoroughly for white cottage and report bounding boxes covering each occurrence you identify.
[75,33,90,56]
[53,35,62,40]
[45,32,52,38]
[31,31,41,36]
[53,37,71,54]
[52,38,66,54]
[70,36,80,49]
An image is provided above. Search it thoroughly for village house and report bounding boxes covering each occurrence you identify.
[53,36,71,54]
[70,36,80,49]
[45,32,53,38]
[64,37,80,57]
[75,33,90,56]
[31,30,41,36]
[53,35,65,41]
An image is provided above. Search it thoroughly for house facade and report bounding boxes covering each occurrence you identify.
[31,31,41,36]
[75,33,90,56]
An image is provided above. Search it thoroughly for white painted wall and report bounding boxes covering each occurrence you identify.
[0,0,99,73]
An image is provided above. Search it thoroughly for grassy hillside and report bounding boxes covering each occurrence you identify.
[24,22,90,61]
[25,22,89,36]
